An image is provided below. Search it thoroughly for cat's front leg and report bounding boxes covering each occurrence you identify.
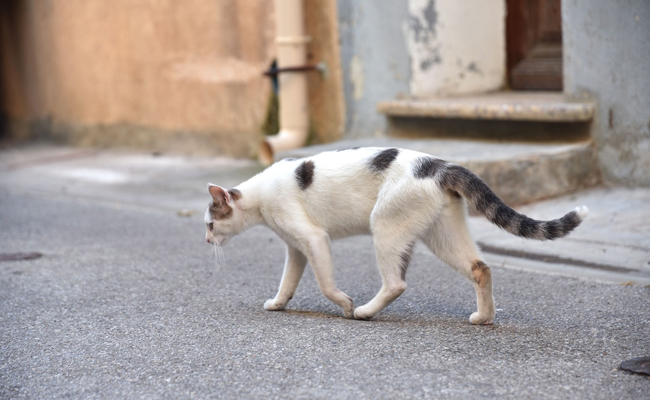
[303,230,355,319]
[264,245,307,311]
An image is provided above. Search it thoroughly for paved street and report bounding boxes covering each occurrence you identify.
[1,145,649,399]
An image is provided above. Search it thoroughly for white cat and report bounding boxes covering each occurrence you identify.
[204,147,588,324]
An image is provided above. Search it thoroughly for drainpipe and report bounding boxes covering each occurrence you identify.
[258,0,310,166]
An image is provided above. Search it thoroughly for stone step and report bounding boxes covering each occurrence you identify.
[277,138,601,206]
[376,92,595,142]
[377,92,594,122]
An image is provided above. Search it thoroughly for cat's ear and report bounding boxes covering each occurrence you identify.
[207,183,230,205]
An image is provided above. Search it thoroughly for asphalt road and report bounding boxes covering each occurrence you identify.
[1,190,649,399]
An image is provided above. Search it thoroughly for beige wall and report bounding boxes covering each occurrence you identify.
[1,0,344,157]
[1,0,278,156]
[304,0,345,145]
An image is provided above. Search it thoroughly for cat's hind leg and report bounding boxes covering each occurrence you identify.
[423,199,495,325]
[264,244,307,311]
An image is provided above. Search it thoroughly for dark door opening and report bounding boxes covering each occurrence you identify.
[506,0,563,91]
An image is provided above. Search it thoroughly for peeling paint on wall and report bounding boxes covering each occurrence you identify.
[405,0,441,72]
[404,0,505,97]
[466,62,483,75]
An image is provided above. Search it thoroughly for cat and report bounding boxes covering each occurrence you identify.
[204,147,588,324]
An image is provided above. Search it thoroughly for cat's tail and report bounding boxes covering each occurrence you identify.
[440,163,588,241]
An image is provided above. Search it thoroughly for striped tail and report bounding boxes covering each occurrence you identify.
[440,163,588,241]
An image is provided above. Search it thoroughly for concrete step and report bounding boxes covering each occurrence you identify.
[376,92,595,142]
[377,92,595,122]
[277,138,601,206]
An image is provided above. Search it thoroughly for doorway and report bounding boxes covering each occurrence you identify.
[506,0,563,90]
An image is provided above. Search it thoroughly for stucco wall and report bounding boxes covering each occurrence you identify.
[563,0,650,186]
[405,0,506,97]
[304,0,346,145]
[337,0,411,139]
[337,0,506,139]
[1,0,276,156]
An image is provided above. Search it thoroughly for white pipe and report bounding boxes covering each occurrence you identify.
[259,0,310,166]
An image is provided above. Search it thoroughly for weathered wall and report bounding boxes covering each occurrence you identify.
[336,0,507,139]
[304,0,346,145]
[337,0,412,139]
[563,0,650,186]
[0,0,276,156]
[405,0,506,97]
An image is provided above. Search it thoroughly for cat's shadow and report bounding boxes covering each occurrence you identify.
[278,307,483,327]
[283,309,347,320]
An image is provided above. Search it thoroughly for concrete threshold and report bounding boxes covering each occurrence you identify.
[377,91,595,122]
[278,137,601,205]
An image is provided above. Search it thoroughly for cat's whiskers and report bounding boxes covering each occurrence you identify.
[211,241,226,271]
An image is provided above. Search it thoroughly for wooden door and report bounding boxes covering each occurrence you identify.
[506,0,563,90]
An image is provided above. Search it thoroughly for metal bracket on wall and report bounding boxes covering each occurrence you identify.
[263,61,328,79]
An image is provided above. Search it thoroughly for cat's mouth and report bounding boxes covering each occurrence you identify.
[206,235,229,246]
[210,235,229,246]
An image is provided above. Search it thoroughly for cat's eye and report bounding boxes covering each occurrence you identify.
[208,223,214,230]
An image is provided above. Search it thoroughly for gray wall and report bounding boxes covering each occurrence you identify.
[337,0,411,139]
[563,0,650,186]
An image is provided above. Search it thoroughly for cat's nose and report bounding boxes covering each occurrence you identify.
[206,238,211,244]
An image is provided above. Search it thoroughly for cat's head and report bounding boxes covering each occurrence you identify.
[204,183,243,246]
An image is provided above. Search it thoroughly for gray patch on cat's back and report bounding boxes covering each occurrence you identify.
[295,160,315,190]
[370,148,400,173]
[413,156,446,179]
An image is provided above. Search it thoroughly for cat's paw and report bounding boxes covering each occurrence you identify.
[342,303,355,319]
[263,299,286,311]
[469,311,494,325]
[353,306,374,321]
[341,295,355,319]
[329,289,355,319]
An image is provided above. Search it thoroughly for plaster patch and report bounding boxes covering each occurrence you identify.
[350,55,365,100]
[166,56,262,84]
